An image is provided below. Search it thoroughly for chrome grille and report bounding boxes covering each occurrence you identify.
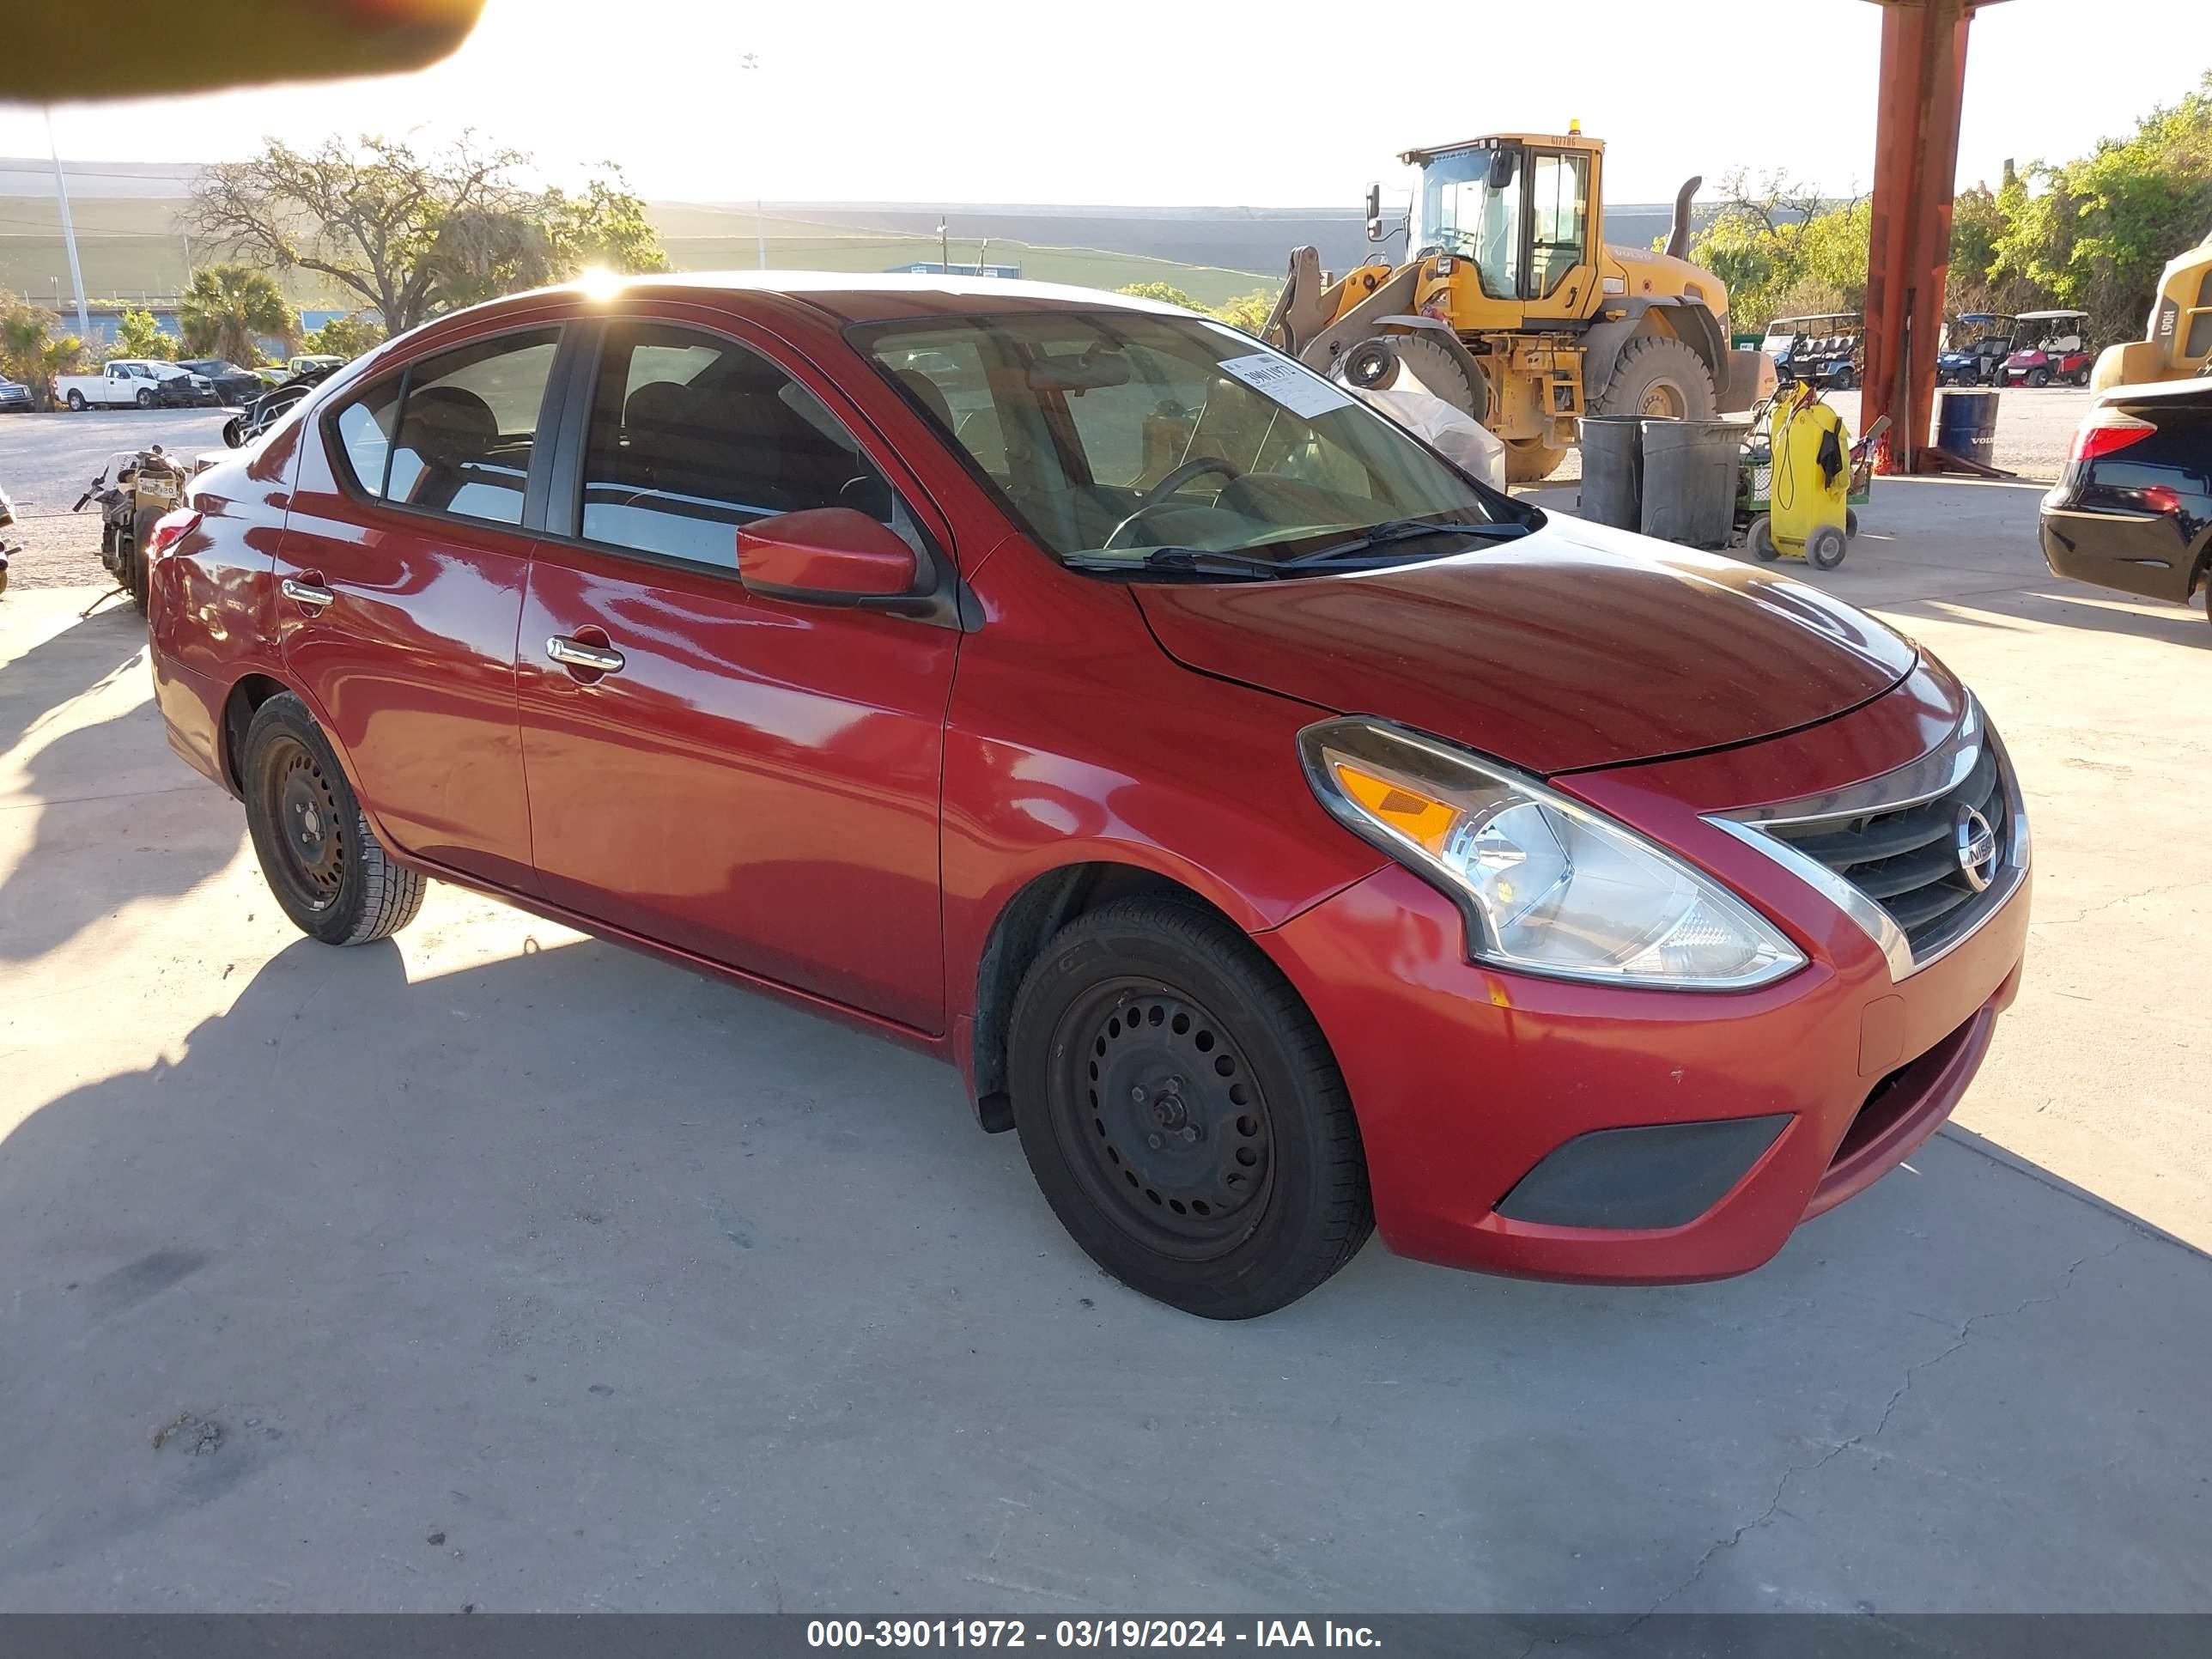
[1707,695,2027,980]
[1766,740,2007,953]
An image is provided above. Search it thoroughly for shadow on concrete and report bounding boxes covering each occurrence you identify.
[2,933,2207,1613]
[0,607,247,965]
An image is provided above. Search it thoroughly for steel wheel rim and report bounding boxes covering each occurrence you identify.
[1049,980,1275,1261]
[1640,381,1686,419]
[262,735,345,912]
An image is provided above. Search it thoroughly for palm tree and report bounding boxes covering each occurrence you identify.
[179,263,297,366]
[0,290,85,408]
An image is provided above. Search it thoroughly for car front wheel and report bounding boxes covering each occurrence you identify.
[241,693,426,945]
[1007,896,1373,1318]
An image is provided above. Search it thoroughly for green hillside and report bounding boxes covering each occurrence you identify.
[0,197,1275,311]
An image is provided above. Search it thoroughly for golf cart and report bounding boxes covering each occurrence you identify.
[1759,313,1863,391]
[2001,310,2093,386]
[1939,313,2016,386]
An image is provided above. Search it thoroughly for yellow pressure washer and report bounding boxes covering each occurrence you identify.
[1741,388,1887,570]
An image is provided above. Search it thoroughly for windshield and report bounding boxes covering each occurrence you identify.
[1414,149,1519,299]
[859,310,1522,576]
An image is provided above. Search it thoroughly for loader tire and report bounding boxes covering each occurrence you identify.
[1504,440,1568,483]
[1386,332,1490,426]
[1594,335,1717,422]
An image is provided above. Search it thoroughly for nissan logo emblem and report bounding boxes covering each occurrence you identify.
[1954,805,1998,893]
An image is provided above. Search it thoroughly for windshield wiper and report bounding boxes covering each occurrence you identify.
[1060,546,1285,580]
[1275,517,1529,570]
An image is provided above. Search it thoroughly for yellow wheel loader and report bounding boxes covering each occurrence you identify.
[1263,129,1771,483]
[2090,226,2212,392]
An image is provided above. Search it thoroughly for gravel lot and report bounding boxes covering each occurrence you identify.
[3,390,2090,593]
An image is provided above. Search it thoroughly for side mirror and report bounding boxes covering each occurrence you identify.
[1487,149,1518,191]
[737,507,918,605]
[1363,183,1383,241]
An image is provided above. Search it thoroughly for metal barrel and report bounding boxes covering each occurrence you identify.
[1935,388,2001,468]
[1638,419,1747,550]
[1577,416,1645,530]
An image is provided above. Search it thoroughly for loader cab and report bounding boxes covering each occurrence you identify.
[1406,132,1603,331]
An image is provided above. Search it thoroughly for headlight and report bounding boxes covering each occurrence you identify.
[1299,719,1804,990]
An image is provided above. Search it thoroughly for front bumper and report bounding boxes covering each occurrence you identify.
[1260,672,2029,1284]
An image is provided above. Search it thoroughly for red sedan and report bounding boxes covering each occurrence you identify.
[146,276,2030,1317]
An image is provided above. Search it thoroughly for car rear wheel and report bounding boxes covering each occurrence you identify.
[66,389,86,410]
[1007,896,1373,1319]
[241,694,426,946]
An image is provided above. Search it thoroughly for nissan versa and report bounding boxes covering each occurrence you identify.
[144,276,2030,1318]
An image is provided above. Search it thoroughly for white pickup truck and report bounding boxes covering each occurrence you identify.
[57,360,216,410]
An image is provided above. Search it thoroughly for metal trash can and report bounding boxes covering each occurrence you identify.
[1935,388,2001,468]
[1577,416,1644,531]
[1640,419,1747,550]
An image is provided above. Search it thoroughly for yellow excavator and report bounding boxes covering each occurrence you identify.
[1263,126,1771,482]
[2090,226,2212,391]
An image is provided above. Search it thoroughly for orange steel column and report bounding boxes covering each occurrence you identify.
[1863,0,1994,473]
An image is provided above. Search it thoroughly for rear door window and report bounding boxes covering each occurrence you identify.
[574,320,898,571]
[383,331,561,526]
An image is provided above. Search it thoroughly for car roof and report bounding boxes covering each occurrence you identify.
[2015,309,2087,320]
[543,270,1194,325]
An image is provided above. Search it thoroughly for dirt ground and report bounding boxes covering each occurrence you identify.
[1,465,2207,1613]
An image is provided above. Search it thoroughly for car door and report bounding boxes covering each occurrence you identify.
[274,322,570,895]
[517,312,959,1032]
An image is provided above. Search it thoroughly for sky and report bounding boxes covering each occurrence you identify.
[2,0,2206,208]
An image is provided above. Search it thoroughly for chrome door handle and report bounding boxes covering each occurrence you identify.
[545,635,625,675]
[280,577,334,610]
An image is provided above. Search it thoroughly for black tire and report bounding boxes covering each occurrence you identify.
[2027,366,2051,389]
[1593,333,1718,422]
[241,694,426,946]
[1007,896,1372,1319]
[1830,366,1856,391]
[1808,524,1848,569]
[66,388,86,411]
[1504,440,1568,483]
[128,506,165,612]
[1386,331,1490,426]
[1749,514,1780,560]
[136,386,156,409]
[1845,506,1861,539]
[222,417,244,448]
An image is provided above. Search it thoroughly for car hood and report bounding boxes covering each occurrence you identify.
[1132,514,1918,775]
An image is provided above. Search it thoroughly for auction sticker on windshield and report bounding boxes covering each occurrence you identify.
[1216,352,1353,420]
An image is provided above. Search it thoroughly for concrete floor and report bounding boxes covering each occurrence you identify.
[1,478,2208,1613]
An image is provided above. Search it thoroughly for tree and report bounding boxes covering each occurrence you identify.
[1682,170,1865,332]
[109,308,175,361]
[1211,289,1279,334]
[1991,71,2212,342]
[188,134,670,334]
[179,263,296,365]
[1117,282,1200,309]
[0,291,85,409]
[300,314,386,359]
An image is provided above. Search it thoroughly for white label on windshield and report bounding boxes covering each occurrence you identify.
[1216,351,1354,419]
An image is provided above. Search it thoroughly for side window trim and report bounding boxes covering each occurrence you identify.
[318,317,574,535]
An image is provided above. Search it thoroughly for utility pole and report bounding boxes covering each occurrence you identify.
[742,53,767,270]
[45,107,90,339]
[938,218,949,274]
